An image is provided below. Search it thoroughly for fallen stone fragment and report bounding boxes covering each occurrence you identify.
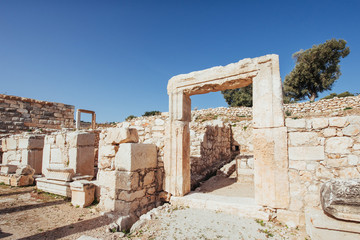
[320,178,360,222]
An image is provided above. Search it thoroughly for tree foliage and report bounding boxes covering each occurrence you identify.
[221,84,252,107]
[284,39,350,102]
[142,111,161,117]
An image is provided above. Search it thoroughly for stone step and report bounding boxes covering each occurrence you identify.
[170,192,271,221]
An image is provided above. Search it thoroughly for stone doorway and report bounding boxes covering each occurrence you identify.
[164,54,289,209]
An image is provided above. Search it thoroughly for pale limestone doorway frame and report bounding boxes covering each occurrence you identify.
[164,54,289,208]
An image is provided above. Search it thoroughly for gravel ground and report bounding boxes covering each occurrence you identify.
[0,184,309,240]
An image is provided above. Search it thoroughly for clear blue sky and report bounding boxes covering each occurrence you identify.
[1,1,359,122]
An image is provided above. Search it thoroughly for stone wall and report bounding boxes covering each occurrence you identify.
[278,115,360,227]
[42,131,96,177]
[191,95,360,119]
[1,133,44,174]
[190,120,234,186]
[97,127,162,222]
[0,94,75,134]
[124,115,239,188]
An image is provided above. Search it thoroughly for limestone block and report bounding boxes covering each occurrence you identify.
[22,149,43,174]
[116,171,139,191]
[253,127,289,208]
[155,119,165,126]
[50,148,62,163]
[289,161,306,170]
[312,118,329,129]
[342,124,360,136]
[143,171,155,186]
[323,128,337,137]
[104,127,138,145]
[285,118,306,129]
[42,144,51,176]
[1,139,7,152]
[73,146,95,176]
[288,146,325,161]
[252,55,284,128]
[348,155,359,165]
[276,209,304,228]
[70,180,95,208]
[347,115,360,125]
[6,138,17,150]
[325,137,353,154]
[24,136,44,150]
[114,143,157,171]
[305,208,360,240]
[98,145,116,158]
[118,189,145,202]
[66,132,95,148]
[329,117,347,127]
[0,164,17,174]
[36,177,72,197]
[321,179,360,222]
[288,132,319,146]
[46,167,75,181]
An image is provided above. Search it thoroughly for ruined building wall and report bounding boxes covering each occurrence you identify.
[125,114,238,188]
[0,94,75,134]
[189,120,233,186]
[278,115,360,226]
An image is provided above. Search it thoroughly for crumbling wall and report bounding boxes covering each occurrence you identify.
[42,131,96,177]
[278,115,360,227]
[97,127,162,220]
[190,120,233,186]
[0,94,74,134]
[1,133,44,174]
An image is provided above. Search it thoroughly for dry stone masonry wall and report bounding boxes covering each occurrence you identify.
[97,127,162,224]
[0,94,74,134]
[279,115,360,227]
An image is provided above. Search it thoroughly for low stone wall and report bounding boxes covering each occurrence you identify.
[1,134,44,174]
[97,127,162,221]
[0,94,74,134]
[278,115,360,227]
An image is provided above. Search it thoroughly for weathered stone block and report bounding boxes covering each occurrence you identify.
[285,118,305,129]
[253,127,289,208]
[70,180,95,208]
[288,146,325,161]
[277,209,304,228]
[46,167,75,182]
[115,143,157,171]
[325,137,353,154]
[323,128,337,137]
[312,118,329,129]
[104,127,138,145]
[306,208,360,240]
[288,132,319,146]
[342,124,360,136]
[329,117,347,127]
[321,179,360,222]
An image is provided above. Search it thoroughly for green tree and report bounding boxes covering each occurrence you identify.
[221,84,252,107]
[284,39,350,102]
[142,111,161,117]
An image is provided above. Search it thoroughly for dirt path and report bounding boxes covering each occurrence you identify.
[0,185,308,240]
[0,185,115,240]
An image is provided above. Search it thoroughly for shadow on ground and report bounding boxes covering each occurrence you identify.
[0,200,64,215]
[17,215,113,240]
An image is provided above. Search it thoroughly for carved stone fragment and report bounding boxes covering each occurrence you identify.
[320,178,360,222]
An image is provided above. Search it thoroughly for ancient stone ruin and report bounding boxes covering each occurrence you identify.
[1,54,360,239]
